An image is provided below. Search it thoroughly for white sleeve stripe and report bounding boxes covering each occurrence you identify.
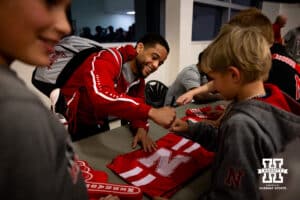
[106,48,123,80]
[186,117,199,123]
[119,167,143,179]
[131,174,156,186]
[90,49,140,106]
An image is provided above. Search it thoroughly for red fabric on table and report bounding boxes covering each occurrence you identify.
[107,133,214,198]
[77,160,143,200]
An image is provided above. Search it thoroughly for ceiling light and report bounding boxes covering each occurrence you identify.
[126,11,135,15]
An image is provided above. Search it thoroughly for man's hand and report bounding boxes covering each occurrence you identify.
[132,128,157,152]
[169,118,189,133]
[148,107,176,129]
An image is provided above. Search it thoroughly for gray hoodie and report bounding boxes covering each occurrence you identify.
[187,88,300,200]
[0,65,88,200]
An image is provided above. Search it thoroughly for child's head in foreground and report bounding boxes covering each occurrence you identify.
[0,0,71,66]
[200,24,272,101]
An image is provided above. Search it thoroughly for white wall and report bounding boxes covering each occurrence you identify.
[157,0,211,86]
[261,1,280,23]
[279,3,300,35]
[146,0,181,85]
[262,2,300,35]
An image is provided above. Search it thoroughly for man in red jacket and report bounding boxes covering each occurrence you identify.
[272,15,287,44]
[56,33,175,151]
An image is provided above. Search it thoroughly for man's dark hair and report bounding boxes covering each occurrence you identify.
[137,33,170,53]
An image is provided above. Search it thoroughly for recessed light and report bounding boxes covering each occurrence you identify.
[126,11,135,15]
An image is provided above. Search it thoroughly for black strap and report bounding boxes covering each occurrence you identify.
[57,44,78,54]
[56,47,103,87]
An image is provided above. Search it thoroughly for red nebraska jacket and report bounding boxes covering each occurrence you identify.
[61,45,152,134]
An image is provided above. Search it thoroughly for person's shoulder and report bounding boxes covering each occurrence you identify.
[273,23,280,29]
[231,99,300,129]
[115,44,137,62]
[0,66,63,135]
[222,102,276,140]
[225,104,256,124]
[180,64,199,75]
[184,64,198,71]
[89,47,125,69]
[0,89,67,147]
[220,108,259,143]
[226,100,282,124]
[270,43,287,54]
[0,67,40,103]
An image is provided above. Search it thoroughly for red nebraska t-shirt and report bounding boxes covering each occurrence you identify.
[107,133,214,198]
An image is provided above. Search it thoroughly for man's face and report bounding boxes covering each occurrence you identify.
[279,16,287,27]
[134,43,168,78]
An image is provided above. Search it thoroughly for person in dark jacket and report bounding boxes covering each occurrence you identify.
[267,43,300,103]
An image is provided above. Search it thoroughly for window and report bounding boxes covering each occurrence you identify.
[70,0,135,42]
[192,0,261,41]
[231,0,259,7]
[192,3,225,41]
[69,0,165,43]
[232,0,255,6]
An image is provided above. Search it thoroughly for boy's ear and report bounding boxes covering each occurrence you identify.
[228,66,241,83]
[136,42,144,54]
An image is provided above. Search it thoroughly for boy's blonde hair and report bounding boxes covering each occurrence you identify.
[201,24,272,83]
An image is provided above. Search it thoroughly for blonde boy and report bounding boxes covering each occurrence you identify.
[170,24,300,200]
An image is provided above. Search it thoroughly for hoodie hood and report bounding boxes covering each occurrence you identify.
[232,100,300,153]
[236,99,300,200]
[230,84,300,155]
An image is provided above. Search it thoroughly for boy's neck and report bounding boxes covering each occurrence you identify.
[237,80,266,101]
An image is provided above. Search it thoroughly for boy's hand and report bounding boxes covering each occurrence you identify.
[176,81,216,106]
[176,92,194,105]
[169,118,189,133]
[148,107,176,129]
[132,128,157,152]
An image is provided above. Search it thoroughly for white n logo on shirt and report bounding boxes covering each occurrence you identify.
[119,137,201,186]
[138,148,190,176]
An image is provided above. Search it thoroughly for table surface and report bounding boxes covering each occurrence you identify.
[73,101,225,199]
